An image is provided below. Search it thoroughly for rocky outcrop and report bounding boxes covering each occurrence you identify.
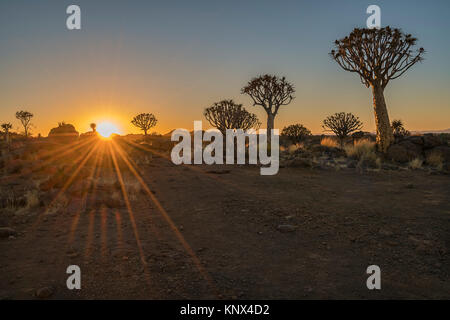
[387,134,449,169]
[48,123,79,143]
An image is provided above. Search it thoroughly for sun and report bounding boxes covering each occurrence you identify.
[96,121,120,138]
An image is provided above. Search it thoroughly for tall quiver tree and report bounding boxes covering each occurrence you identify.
[131,113,157,135]
[241,74,295,142]
[204,99,260,135]
[15,110,33,138]
[330,27,425,152]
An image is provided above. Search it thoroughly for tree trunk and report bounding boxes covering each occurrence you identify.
[266,113,275,144]
[144,129,147,136]
[371,85,394,153]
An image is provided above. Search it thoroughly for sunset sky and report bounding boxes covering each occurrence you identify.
[1,0,449,136]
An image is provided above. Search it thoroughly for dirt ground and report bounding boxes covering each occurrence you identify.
[0,143,449,299]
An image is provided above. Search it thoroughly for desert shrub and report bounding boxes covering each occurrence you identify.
[2,190,25,209]
[287,143,305,154]
[345,139,376,160]
[46,194,69,215]
[320,137,339,148]
[24,189,40,209]
[426,151,443,170]
[322,112,363,146]
[392,119,410,139]
[281,124,311,144]
[408,158,423,170]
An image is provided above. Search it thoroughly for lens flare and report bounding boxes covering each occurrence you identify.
[97,121,119,138]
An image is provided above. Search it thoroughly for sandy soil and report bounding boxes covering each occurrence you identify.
[0,146,449,299]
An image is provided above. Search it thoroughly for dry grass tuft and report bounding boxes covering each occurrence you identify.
[287,143,305,154]
[320,137,339,148]
[24,189,40,209]
[408,158,423,170]
[426,151,443,170]
[345,139,376,159]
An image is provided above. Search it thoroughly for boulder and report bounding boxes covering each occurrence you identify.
[426,146,450,162]
[405,135,424,146]
[35,286,53,299]
[387,141,422,163]
[0,227,17,238]
[422,134,442,149]
[48,123,79,143]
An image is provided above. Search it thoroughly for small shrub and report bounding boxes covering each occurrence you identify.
[426,151,443,170]
[46,194,69,215]
[408,158,423,170]
[24,189,40,209]
[320,137,339,148]
[392,119,410,139]
[281,124,312,144]
[287,143,304,154]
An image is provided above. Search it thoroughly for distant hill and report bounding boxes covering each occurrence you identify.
[411,129,450,134]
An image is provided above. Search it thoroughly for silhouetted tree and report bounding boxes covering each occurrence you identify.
[1,123,12,144]
[203,99,260,135]
[281,124,311,144]
[131,113,157,135]
[241,74,295,141]
[330,27,424,152]
[391,119,410,139]
[15,110,33,137]
[90,123,97,132]
[322,112,363,146]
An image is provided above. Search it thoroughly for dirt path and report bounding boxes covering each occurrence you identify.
[0,153,449,299]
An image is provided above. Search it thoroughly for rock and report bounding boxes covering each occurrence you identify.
[48,123,79,144]
[35,286,53,299]
[422,134,442,149]
[387,142,422,163]
[405,135,424,146]
[0,227,17,239]
[426,146,450,162]
[277,224,298,233]
[398,140,422,154]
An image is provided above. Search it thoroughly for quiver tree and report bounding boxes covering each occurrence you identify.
[241,74,295,141]
[131,113,157,135]
[1,123,13,144]
[15,110,33,138]
[203,99,260,135]
[281,124,311,144]
[330,27,425,152]
[90,123,97,132]
[322,112,363,146]
[391,119,410,139]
